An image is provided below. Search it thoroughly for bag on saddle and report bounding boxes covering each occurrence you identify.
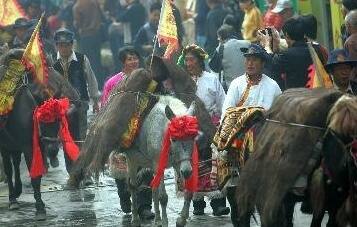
[109,151,128,180]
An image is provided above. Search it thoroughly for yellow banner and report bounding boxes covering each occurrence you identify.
[330,0,344,48]
[21,14,48,84]
[0,0,27,27]
[157,0,179,59]
[307,43,333,88]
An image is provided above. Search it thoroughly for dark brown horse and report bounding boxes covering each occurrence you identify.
[0,49,80,220]
[234,88,356,227]
[310,95,357,227]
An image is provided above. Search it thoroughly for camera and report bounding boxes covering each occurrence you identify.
[260,27,273,36]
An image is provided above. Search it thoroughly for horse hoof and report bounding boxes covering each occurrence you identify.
[35,210,47,221]
[176,217,187,227]
[9,201,20,210]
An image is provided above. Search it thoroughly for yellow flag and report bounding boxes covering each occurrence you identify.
[157,0,179,59]
[21,14,48,84]
[0,0,27,27]
[307,42,333,88]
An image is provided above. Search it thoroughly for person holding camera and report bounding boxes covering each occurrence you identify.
[258,17,316,90]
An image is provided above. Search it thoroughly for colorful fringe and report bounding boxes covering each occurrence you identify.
[0,59,25,115]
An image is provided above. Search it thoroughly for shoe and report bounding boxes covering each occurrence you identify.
[213,206,230,216]
[50,157,59,168]
[193,208,204,215]
[139,209,155,220]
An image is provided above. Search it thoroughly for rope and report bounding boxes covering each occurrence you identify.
[265,119,326,131]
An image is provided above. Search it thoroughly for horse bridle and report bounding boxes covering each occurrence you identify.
[21,74,61,144]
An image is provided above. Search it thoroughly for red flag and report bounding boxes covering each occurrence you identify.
[21,14,48,84]
[157,0,179,59]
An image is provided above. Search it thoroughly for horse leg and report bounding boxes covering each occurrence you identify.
[1,151,19,210]
[158,180,168,227]
[310,211,324,227]
[13,152,22,198]
[176,191,192,227]
[283,193,297,227]
[227,186,241,226]
[153,186,162,226]
[128,165,140,226]
[31,177,46,220]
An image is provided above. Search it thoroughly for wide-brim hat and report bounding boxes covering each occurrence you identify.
[325,49,357,72]
[240,44,270,61]
[12,18,31,29]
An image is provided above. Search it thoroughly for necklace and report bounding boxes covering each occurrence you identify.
[246,74,263,85]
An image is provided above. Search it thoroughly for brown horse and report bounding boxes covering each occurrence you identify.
[234,88,356,227]
[0,49,80,220]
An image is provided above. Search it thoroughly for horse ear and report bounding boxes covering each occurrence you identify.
[165,105,176,120]
[187,101,196,116]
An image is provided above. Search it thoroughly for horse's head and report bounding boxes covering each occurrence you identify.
[323,95,357,183]
[165,101,201,179]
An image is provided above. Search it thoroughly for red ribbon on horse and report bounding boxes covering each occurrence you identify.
[150,115,199,192]
[30,98,79,178]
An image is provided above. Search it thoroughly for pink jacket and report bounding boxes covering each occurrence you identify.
[100,72,126,107]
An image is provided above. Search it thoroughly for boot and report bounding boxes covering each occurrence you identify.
[116,179,132,214]
[193,199,206,215]
[211,198,230,216]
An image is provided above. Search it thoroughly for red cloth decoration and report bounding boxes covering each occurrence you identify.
[150,115,199,192]
[30,98,79,178]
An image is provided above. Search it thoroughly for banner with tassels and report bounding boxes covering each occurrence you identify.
[21,13,48,85]
[157,0,179,59]
[0,0,27,27]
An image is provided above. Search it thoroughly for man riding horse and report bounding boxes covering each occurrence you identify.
[213,43,281,226]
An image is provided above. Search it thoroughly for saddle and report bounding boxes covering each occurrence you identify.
[212,106,265,189]
[213,106,265,151]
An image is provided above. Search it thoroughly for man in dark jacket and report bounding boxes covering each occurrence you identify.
[261,17,314,90]
[117,0,147,43]
[205,0,228,55]
[53,28,100,171]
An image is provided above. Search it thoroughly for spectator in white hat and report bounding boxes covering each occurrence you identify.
[271,0,294,24]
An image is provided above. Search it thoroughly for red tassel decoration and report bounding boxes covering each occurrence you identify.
[30,98,79,178]
[150,115,199,192]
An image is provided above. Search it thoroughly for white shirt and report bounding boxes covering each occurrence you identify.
[222,74,282,117]
[196,71,226,117]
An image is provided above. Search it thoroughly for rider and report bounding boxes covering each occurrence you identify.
[101,46,155,220]
[52,28,100,171]
[218,43,281,225]
[177,44,230,216]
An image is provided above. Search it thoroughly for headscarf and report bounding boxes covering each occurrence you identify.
[177,44,209,67]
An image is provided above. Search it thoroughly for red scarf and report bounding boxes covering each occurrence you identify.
[150,115,199,192]
[30,98,79,178]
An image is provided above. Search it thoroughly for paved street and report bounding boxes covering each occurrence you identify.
[0,152,329,227]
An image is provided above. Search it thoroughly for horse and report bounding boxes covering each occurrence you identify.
[234,88,356,227]
[73,93,201,227]
[0,49,80,220]
[309,95,357,227]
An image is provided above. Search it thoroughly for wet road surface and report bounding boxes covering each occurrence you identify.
[0,151,328,227]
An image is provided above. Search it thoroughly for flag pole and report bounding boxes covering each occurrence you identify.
[22,12,45,60]
[149,1,165,70]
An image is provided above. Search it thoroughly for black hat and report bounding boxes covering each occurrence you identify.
[54,28,74,43]
[240,44,270,61]
[12,18,31,29]
[325,49,357,72]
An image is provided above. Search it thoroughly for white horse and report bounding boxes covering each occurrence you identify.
[125,95,200,227]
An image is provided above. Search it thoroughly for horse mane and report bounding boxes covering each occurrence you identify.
[236,88,344,225]
[327,95,357,137]
[157,95,187,116]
